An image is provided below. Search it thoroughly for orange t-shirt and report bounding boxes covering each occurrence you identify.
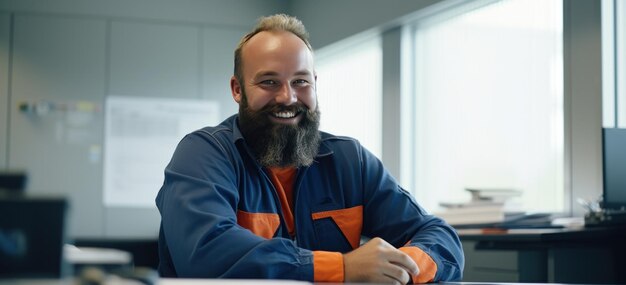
[267,167,297,237]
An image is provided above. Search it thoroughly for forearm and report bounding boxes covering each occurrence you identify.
[400,217,465,282]
[162,219,315,279]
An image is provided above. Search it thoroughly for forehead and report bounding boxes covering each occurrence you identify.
[241,31,315,76]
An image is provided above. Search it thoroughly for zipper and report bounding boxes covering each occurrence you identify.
[258,166,292,240]
[292,166,310,246]
[239,139,289,240]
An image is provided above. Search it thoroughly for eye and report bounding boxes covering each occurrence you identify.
[260,79,278,86]
[292,79,309,86]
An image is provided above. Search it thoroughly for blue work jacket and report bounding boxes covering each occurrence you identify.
[156,115,464,282]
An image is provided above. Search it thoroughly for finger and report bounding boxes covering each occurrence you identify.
[381,263,411,285]
[368,237,391,248]
[392,262,419,285]
[386,249,419,275]
[398,265,419,279]
[392,260,419,277]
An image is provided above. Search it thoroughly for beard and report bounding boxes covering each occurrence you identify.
[238,90,321,168]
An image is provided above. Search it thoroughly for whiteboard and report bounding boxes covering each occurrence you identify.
[103,95,219,207]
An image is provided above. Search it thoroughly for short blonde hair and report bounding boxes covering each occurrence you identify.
[233,14,312,84]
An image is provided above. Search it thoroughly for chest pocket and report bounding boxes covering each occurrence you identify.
[311,205,363,252]
[237,210,280,239]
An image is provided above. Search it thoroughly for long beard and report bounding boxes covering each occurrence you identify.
[238,93,321,168]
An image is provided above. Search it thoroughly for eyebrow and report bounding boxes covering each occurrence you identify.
[253,70,314,79]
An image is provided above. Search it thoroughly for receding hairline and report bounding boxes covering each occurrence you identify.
[237,14,313,52]
[234,14,313,83]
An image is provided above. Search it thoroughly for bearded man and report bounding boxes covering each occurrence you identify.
[156,14,464,284]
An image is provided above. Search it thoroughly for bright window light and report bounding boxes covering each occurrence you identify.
[315,37,382,158]
[617,0,626,128]
[412,0,564,212]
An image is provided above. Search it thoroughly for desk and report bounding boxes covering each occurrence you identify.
[458,226,626,284]
[0,281,620,285]
[2,227,624,284]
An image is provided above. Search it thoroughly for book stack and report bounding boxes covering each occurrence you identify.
[435,188,522,227]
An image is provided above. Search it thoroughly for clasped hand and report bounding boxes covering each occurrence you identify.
[343,237,419,285]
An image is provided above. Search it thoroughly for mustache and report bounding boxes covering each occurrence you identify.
[257,103,309,115]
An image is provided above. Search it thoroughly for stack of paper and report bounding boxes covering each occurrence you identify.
[465,188,522,202]
[435,202,506,225]
[435,188,523,227]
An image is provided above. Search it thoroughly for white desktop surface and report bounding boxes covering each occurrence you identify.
[158,279,311,285]
[0,279,312,285]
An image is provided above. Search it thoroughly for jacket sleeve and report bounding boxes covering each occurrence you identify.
[357,144,465,283]
[156,132,314,280]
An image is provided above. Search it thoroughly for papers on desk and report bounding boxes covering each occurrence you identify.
[435,202,508,225]
[435,188,523,227]
[158,279,311,285]
[64,244,133,265]
[465,188,521,202]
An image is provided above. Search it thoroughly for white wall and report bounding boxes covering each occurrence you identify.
[0,0,286,239]
[0,0,287,27]
[0,12,9,169]
[290,0,441,49]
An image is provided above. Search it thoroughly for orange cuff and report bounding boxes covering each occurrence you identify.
[312,251,344,282]
[399,246,437,283]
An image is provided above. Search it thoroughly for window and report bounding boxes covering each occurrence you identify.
[410,0,564,212]
[602,0,626,128]
[315,37,383,158]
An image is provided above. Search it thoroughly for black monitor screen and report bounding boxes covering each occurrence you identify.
[0,171,27,192]
[0,196,67,278]
[602,128,626,210]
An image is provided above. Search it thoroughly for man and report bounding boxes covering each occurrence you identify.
[156,14,464,284]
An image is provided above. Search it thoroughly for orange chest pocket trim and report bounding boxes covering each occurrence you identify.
[311,205,363,249]
[236,210,280,239]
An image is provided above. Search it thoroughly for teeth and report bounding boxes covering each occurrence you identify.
[274,111,296,118]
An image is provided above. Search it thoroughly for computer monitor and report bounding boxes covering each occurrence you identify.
[0,196,68,278]
[0,171,27,192]
[602,128,626,210]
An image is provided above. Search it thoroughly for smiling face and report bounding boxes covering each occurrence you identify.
[231,30,321,167]
[231,30,317,125]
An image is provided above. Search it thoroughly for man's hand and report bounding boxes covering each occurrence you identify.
[343,237,419,284]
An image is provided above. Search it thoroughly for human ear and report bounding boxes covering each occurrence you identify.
[230,76,242,103]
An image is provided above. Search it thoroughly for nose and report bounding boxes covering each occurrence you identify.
[275,84,297,105]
